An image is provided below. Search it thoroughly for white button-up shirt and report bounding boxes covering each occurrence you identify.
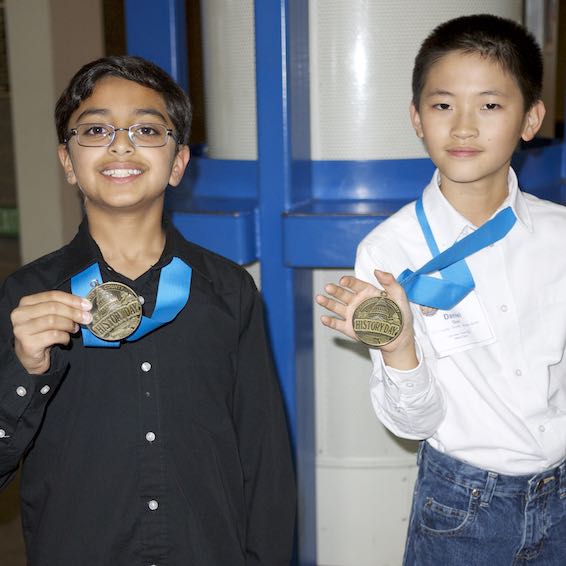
[356,169,566,475]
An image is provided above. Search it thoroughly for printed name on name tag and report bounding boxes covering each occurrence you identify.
[421,291,495,357]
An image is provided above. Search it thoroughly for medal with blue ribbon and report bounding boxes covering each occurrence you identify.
[397,198,516,310]
[71,257,192,347]
[353,198,516,347]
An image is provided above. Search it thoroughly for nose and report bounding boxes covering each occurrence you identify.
[451,108,478,140]
[108,128,134,154]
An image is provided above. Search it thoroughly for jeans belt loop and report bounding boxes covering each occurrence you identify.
[559,460,566,497]
[480,471,498,507]
[417,441,426,466]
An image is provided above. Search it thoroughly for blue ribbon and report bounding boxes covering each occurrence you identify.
[397,199,516,310]
[71,257,192,347]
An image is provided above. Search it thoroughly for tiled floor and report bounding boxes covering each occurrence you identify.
[0,237,20,281]
[0,238,26,564]
[0,474,26,566]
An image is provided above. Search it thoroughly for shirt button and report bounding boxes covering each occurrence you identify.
[500,305,508,312]
[539,425,546,433]
[515,369,522,377]
[146,432,156,442]
[40,385,50,395]
[141,362,152,372]
[0,430,6,438]
[405,382,414,388]
[148,499,159,511]
[16,386,27,397]
[138,295,145,305]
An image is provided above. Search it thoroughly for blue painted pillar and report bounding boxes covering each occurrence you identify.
[124,1,317,561]
[254,2,316,563]
[124,0,188,91]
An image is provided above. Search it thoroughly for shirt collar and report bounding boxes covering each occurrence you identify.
[421,168,533,248]
[54,215,214,289]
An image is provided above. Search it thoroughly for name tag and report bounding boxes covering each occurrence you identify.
[421,291,495,357]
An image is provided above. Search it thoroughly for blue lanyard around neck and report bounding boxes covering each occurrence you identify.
[396,198,516,310]
[71,257,192,347]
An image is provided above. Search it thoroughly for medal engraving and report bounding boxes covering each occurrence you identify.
[86,282,142,341]
[352,292,403,347]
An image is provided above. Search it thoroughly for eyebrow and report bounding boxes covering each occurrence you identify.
[424,90,454,98]
[75,107,169,123]
[478,90,507,97]
[424,89,507,98]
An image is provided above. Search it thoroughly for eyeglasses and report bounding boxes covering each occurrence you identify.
[65,123,178,147]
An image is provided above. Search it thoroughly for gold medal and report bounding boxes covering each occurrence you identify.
[86,282,143,341]
[352,291,403,347]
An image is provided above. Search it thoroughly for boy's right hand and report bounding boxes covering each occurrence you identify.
[315,275,384,341]
[315,270,418,369]
[10,291,92,375]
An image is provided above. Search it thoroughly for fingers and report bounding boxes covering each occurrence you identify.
[323,282,356,305]
[11,291,92,374]
[315,276,384,342]
[315,293,347,320]
[12,297,92,329]
[320,314,345,332]
[319,312,357,341]
[17,290,91,311]
[339,275,379,295]
[373,269,408,304]
[373,269,397,289]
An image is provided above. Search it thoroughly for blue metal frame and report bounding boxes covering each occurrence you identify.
[125,1,316,563]
[254,2,316,562]
[124,2,565,564]
[125,0,188,91]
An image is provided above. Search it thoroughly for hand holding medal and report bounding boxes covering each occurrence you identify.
[316,269,415,355]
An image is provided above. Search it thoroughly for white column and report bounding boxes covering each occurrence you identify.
[310,2,522,564]
[5,0,104,263]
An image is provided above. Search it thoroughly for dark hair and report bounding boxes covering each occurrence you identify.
[412,14,543,111]
[55,55,192,145]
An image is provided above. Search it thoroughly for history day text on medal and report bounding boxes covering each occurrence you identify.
[353,318,401,339]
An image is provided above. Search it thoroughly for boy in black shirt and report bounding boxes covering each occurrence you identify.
[0,55,295,565]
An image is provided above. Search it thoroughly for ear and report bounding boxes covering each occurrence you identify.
[168,145,191,187]
[521,100,546,142]
[410,102,424,139]
[58,144,77,185]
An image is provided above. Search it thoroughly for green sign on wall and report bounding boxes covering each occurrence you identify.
[0,207,18,236]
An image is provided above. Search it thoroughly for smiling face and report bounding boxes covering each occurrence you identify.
[410,50,544,201]
[58,76,189,214]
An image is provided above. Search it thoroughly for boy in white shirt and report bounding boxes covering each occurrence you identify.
[316,14,566,565]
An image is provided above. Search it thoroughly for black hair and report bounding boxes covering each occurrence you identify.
[412,14,543,111]
[55,55,192,145]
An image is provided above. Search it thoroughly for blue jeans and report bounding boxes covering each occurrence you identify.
[403,442,566,565]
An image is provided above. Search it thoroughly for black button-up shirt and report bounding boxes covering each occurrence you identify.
[0,219,295,565]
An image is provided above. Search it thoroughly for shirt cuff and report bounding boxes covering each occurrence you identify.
[0,346,67,439]
[381,340,431,396]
